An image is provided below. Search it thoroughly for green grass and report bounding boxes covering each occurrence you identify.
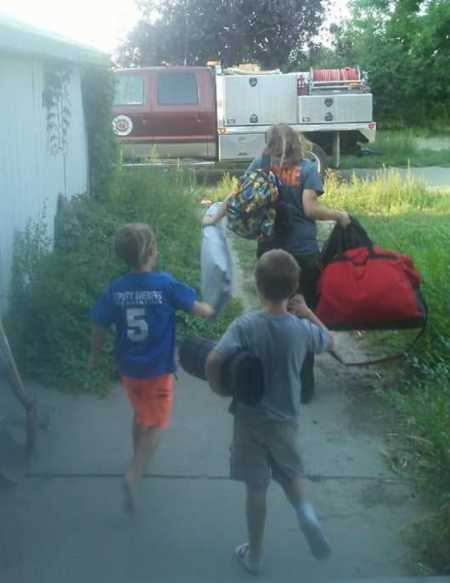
[197,172,238,204]
[340,130,450,169]
[228,235,258,308]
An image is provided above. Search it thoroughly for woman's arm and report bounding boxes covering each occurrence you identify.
[202,200,227,226]
[303,189,351,227]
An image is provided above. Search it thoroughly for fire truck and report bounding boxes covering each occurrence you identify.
[112,64,375,172]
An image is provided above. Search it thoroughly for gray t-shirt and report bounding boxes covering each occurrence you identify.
[215,310,331,422]
[248,156,324,256]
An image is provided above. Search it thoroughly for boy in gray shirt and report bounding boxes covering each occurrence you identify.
[206,249,334,575]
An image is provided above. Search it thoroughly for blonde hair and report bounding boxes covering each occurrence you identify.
[114,223,156,268]
[264,124,308,168]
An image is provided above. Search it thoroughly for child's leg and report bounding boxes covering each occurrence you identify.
[246,484,268,563]
[124,424,163,514]
[230,416,269,574]
[281,473,306,505]
[128,424,163,481]
[132,414,139,455]
[234,484,267,575]
[281,475,331,559]
[121,374,172,514]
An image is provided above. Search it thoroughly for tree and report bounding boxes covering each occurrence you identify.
[118,0,327,69]
[287,0,450,124]
[332,0,450,123]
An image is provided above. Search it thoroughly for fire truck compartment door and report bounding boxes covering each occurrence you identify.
[223,75,297,126]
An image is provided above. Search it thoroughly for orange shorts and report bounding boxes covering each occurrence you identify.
[121,374,174,429]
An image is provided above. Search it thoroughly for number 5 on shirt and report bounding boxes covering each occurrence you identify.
[126,308,149,342]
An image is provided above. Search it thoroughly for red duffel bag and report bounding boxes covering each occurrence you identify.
[315,245,426,331]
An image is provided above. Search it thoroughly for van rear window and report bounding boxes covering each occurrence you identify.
[157,72,199,106]
[114,75,144,106]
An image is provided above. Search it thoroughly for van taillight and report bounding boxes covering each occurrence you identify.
[297,76,306,96]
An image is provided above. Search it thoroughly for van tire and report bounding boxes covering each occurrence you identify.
[308,143,328,176]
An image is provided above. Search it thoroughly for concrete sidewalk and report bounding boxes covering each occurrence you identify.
[1,336,442,583]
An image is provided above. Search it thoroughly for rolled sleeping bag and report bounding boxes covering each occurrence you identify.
[178,336,214,382]
[201,202,233,316]
[222,349,264,406]
[178,336,264,405]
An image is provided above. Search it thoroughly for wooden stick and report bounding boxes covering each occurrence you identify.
[0,319,37,455]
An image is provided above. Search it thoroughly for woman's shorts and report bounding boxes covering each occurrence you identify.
[121,374,173,429]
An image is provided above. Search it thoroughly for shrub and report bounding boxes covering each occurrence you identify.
[8,166,242,394]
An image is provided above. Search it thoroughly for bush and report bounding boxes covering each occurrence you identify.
[8,166,242,394]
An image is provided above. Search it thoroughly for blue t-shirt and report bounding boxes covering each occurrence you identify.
[90,272,196,379]
[249,156,324,256]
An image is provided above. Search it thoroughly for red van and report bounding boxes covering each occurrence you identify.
[112,67,217,159]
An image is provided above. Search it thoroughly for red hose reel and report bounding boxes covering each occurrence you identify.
[312,67,360,82]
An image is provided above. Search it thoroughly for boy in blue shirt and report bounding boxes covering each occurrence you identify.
[89,223,213,513]
[206,249,334,574]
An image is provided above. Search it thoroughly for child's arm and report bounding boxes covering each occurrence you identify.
[201,193,233,226]
[202,201,226,226]
[288,295,325,328]
[288,294,335,352]
[191,300,215,319]
[166,276,214,319]
[206,317,243,396]
[205,350,229,396]
[88,324,109,370]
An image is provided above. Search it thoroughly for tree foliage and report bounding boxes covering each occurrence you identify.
[118,0,327,69]
[81,66,118,200]
[330,0,450,124]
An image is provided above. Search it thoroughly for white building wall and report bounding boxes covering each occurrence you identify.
[0,54,89,311]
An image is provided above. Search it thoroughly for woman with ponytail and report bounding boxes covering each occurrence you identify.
[249,124,350,403]
[203,124,350,403]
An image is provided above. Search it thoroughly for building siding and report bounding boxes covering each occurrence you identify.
[0,53,89,311]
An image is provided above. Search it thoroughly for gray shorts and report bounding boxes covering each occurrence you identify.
[230,415,304,488]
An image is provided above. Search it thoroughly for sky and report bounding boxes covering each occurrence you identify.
[0,0,350,54]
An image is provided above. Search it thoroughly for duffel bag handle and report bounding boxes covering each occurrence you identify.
[321,215,373,266]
